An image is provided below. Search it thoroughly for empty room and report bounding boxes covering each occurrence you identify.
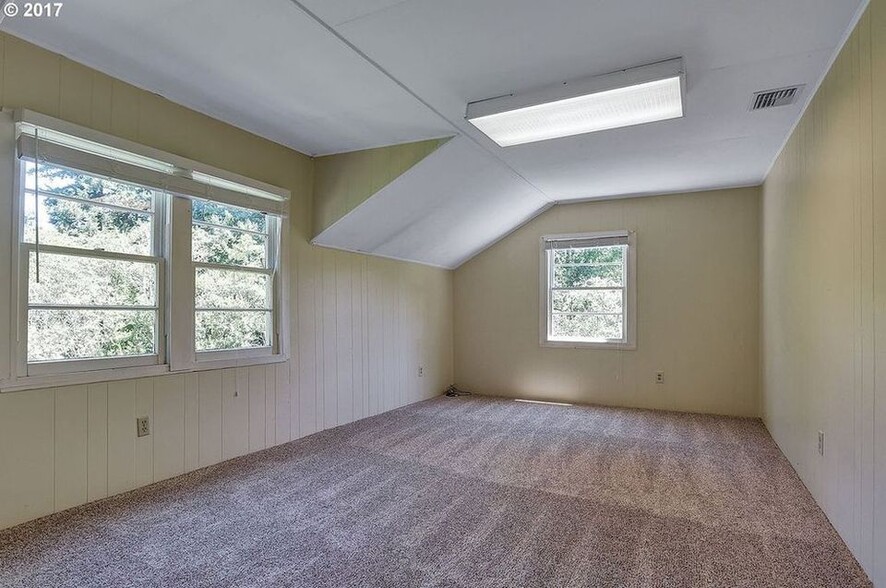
[0,0,883,586]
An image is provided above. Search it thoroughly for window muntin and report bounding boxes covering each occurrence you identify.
[5,113,290,389]
[22,161,155,256]
[21,159,163,367]
[543,234,633,346]
[192,200,276,354]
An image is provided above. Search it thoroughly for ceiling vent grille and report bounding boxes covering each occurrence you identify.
[750,86,803,111]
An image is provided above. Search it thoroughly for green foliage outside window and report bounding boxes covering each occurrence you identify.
[192,200,273,352]
[24,161,157,361]
[550,244,626,341]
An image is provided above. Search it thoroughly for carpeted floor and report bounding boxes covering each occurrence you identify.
[0,395,872,587]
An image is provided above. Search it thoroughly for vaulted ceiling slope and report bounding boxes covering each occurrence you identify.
[314,136,548,268]
[2,0,867,268]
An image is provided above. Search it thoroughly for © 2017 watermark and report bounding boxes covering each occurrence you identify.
[2,2,63,19]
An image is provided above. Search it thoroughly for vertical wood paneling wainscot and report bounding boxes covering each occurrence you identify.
[761,0,886,582]
[0,367,287,529]
[0,250,453,530]
[0,32,454,531]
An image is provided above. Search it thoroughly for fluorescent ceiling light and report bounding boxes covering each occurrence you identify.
[466,58,684,147]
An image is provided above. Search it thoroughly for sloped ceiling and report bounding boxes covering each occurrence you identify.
[1,0,868,267]
[313,137,448,237]
[313,136,548,268]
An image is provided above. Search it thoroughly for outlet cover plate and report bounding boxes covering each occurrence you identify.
[137,416,151,437]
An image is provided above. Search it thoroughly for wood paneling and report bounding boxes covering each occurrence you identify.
[0,389,54,528]
[134,379,154,487]
[183,373,200,472]
[0,252,453,531]
[152,375,185,482]
[198,370,223,468]
[0,32,453,532]
[86,383,108,502]
[247,365,266,452]
[222,369,248,460]
[761,2,884,582]
[872,1,886,584]
[53,385,88,511]
[106,380,136,495]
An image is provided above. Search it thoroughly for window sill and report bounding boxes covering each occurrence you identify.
[187,352,289,373]
[541,339,636,350]
[0,354,289,394]
[0,364,171,393]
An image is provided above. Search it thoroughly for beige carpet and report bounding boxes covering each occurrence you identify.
[0,395,872,587]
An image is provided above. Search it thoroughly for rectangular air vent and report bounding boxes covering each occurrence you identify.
[750,86,803,111]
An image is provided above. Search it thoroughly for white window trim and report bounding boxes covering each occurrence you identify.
[539,230,637,350]
[0,109,291,393]
[17,244,168,377]
[189,198,284,368]
[14,153,168,377]
[17,109,289,208]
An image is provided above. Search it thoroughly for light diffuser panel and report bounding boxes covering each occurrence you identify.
[467,75,683,147]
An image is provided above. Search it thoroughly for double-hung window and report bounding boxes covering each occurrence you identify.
[1,109,290,391]
[19,159,164,374]
[541,231,636,349]
[192,200,278,358]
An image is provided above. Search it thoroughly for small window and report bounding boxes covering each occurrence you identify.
[20,159,164,374]
[541,232,636,349]
[192,200,277,356]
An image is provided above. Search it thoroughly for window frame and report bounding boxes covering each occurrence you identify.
[190,198,281,363]
[0,109,291,393]
[14,159,168,376]
[539,231,637,350]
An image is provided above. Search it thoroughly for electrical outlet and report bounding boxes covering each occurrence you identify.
[137,416,151,438]
[655,371,664,384]
[817,431,825,456]
[418,366,424,378]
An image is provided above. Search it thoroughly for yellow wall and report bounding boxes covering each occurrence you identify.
[453,187,760,417]
[761,2,884,582]
[0,33,454,529]
[312,138,446,237]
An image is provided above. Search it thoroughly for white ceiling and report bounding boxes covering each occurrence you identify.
[302,0,864,199]
[314,136,548,268]
[1,0,452,155]
[2,0,866,267]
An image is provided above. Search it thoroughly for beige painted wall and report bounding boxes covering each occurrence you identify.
[0,33,454,530]
[761,2,884,583]
[453,187,760,417]
[312,138,446,237]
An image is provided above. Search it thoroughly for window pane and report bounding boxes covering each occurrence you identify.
[28,309,155,361]
[192,200,266,233]
[29,252,156,307]
[553,245,624,265]
[192,223,266,268]
[195,268,271,309]
[551,313,623,341]
[553,263,623,288]
[24,160,153,211]
[552,289,622,314]
[195,310,271,351]
[23,194,152,255]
